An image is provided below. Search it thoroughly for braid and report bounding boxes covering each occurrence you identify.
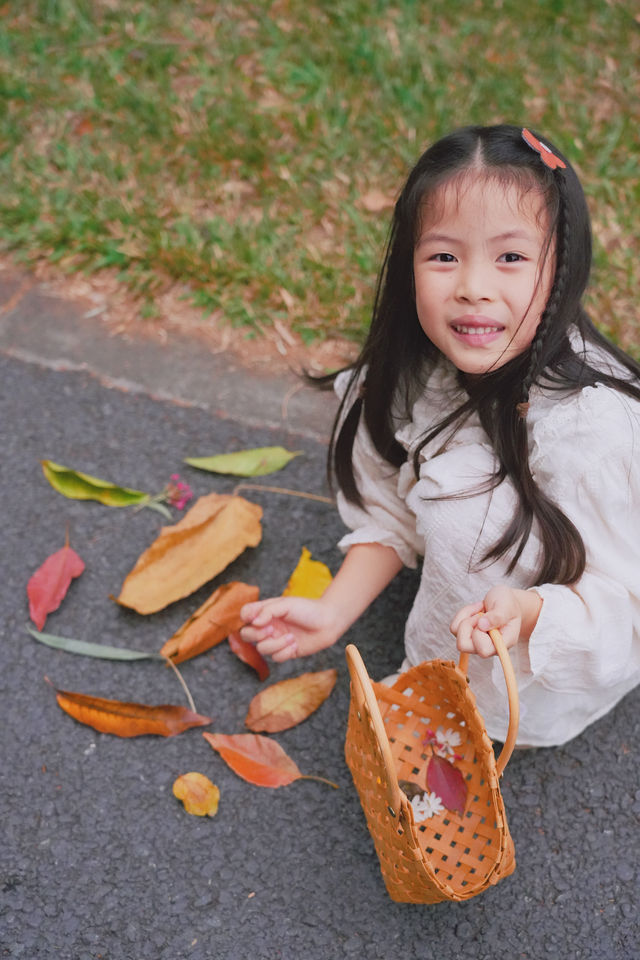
[520,200,571,409]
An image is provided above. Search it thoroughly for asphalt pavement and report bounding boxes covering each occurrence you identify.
[1,269,638,960]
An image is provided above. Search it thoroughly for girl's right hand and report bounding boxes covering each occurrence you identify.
[239,596,342,662]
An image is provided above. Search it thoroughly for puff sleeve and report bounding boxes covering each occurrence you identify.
[333,371,423,568]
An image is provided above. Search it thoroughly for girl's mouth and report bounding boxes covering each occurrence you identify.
[450,322,505,345]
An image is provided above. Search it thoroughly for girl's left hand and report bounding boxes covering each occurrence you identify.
[450,584,538,658]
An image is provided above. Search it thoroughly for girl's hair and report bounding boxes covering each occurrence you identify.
[328,123,640,586]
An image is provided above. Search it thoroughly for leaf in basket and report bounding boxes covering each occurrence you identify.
[426,755,468,817]
[399,780,425,800]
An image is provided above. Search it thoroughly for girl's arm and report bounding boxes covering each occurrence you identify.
[450,584,543,657]
[240,542,403,661]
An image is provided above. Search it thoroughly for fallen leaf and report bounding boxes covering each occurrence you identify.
[27,627,161,661]
[160,582,259,664]
[359,187,396,212]
[53,686,212,737]
[184,446,302,477]
[228,631,270,681]
[282,547,332,599]
[27,536,85,630]
[245,669,337,733]
[426,755,468,817]
[203,732,337,789]
[173,772,220,817]
[399,780,425,800]
[41,460,149,508]
[116,493,262,614]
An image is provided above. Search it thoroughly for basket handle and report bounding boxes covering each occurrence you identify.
[457,627,520,776]
[345,643,404,819]
[346,628,520,814]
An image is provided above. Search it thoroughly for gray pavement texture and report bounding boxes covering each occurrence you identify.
[1,273,639,960]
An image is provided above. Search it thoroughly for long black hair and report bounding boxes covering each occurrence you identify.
[328,124,640,586]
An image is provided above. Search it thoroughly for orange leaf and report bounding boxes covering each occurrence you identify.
[173,772,220,816]
[116,492,262,614]
[27,537,85,630]
[203,732,302,787]
[359,187,396,212]
[228,631,270,681]
[160,582,259,664]
[245,669,337,733]
[282,547,332,599]
[53,686,212,737]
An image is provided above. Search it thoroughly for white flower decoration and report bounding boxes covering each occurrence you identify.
[435,726,462,757]
[410,791,445,822]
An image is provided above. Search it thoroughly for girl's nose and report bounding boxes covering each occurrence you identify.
[455,262,492,303]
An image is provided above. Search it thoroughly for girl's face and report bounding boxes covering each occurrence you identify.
[413,175,554,375]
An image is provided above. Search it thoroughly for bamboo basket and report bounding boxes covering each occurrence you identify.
[344,629,519,903]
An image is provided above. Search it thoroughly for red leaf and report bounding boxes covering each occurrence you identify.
[426,755,468,817]
[228,631,270,681]
[203,732,302,788]
[27,537,85,630]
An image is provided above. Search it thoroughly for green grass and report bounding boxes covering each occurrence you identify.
[0,0,638,353]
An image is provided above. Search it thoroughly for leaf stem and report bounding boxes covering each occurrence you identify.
[233,483,334,505]
[298,774,340,789]
[163,656,197,713]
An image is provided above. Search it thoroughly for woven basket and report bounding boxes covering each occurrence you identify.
[344,629,519,903]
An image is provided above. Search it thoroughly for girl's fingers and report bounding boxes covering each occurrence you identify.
[450,601,484,635]
[271,639,299,663]
[255,633,296,657]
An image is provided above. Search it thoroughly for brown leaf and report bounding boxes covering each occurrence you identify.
[359,187,396,212]
[173,772,220,816]
[202,732,303,788]
[53,686,212,737]
[27,536,85,630]
[116,492,262,614]
[426,755,468,817]
[228,631,270,681]
[160,582,259,664]
[245,669,337,733]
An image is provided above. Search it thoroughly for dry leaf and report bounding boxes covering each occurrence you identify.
[160,582,259,664]
[53,686,212,737]
[116,493,262,614]
[426,755,468,817]
[173,772,220,816]
[27,535,85,630]
[228,631,270,681]
[245,669,337,733]
[282,547,332,599]
[360,188,396,212]
[203,732,338,790]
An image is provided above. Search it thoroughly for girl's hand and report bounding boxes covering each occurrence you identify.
[450,584,542,658]
[240,596,342,663]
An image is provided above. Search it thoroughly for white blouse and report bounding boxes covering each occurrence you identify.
[335,360,640,747]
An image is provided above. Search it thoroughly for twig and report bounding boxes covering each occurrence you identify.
[232,483,334,505]
[163,656,197,713]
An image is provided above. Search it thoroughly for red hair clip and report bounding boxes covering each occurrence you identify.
[522,128,566,170]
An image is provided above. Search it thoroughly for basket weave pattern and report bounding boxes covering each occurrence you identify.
[345,649,516,903]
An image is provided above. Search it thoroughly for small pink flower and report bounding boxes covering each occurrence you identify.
[165,474,193,510]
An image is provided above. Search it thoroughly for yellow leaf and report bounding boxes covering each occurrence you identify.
[173,772,220,816]
[116,493,262,614]
[282,547,332,599]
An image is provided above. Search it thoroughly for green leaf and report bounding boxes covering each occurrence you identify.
[26,627,162,661]
[41,460,149,507]
[184,447,302,478]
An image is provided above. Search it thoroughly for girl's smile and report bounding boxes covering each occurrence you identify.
[413,176,554,374]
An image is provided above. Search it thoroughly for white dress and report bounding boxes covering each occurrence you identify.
[335,360,640,747]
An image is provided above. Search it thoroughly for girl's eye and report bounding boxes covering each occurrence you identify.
[499,252,525,263]
[429,253,457,263]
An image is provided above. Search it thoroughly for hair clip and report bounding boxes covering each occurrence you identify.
[516,401,530,419]
[522,128,566,171]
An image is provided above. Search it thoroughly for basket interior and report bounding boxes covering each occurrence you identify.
[378,664,504,893]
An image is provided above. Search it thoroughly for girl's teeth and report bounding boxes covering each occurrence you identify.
[454,325,500,334]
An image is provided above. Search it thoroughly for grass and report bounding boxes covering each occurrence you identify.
[0,0,638,353]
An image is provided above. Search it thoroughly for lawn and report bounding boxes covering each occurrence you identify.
[0,0,638,355]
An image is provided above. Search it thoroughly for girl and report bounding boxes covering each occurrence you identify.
[240,124,640,748]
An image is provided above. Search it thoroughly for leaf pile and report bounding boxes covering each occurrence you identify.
[28,449,338,816]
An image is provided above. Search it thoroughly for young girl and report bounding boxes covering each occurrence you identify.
[240,124,640,748]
